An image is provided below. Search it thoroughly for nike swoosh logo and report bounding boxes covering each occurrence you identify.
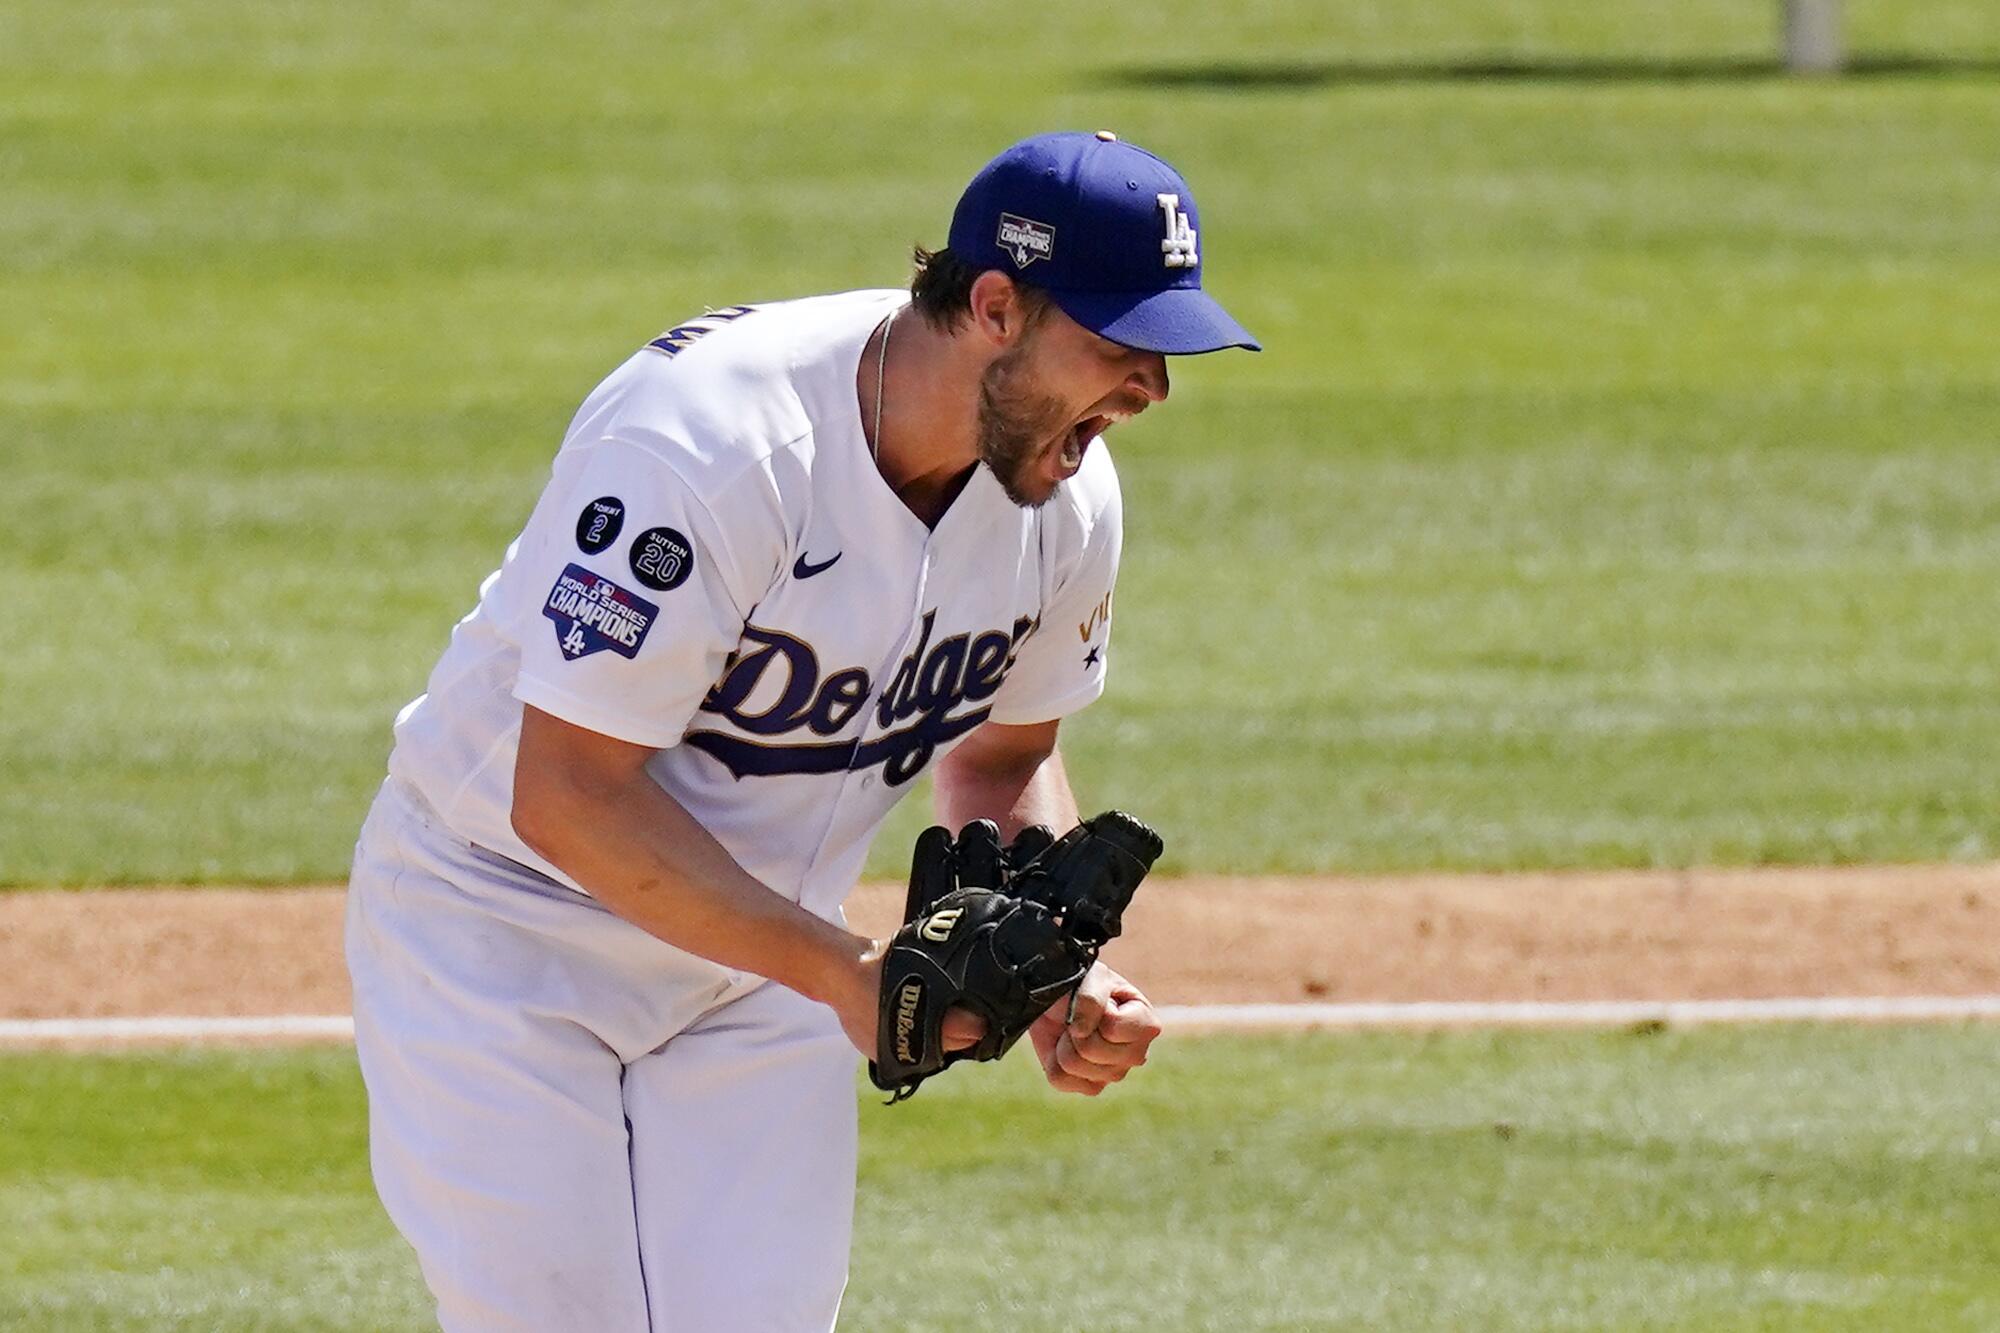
[793,551,842,579]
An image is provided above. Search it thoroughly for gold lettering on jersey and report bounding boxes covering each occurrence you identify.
[1076,591,1113,643]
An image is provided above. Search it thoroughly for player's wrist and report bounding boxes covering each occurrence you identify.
[784,926,884,1034]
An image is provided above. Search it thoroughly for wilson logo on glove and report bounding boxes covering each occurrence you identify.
[892,978,926,1066]
[919,908,963,943]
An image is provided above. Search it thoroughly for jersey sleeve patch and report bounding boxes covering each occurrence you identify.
[629,525,695,591]
[575,496,626,554]
[543,563,659,660]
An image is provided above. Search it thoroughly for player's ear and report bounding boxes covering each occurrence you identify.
[966,270,1035,349]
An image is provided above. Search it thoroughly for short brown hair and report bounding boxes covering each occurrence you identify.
[908,245,1049,334]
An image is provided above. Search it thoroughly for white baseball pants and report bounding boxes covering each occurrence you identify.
[345,779,859,1332]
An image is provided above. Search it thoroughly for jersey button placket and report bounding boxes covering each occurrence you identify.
[856,549,935,791]
[797,548,932,880]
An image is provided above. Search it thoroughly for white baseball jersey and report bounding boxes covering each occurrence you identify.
[387,289,1121,925]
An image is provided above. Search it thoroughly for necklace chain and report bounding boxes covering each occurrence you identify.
[871,307,897,464]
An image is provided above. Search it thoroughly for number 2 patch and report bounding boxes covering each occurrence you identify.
[575,496,625,554]
[543,563,658,660]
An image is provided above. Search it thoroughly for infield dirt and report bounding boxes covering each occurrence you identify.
[3,865,1995,1023]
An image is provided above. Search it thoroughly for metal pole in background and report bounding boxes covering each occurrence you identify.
[1783,0,1846,74]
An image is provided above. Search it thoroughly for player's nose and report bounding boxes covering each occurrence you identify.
[1127,354,1169,405]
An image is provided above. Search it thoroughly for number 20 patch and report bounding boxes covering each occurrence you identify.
[543,563,659,660]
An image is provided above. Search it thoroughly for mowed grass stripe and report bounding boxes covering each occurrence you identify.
[3,1027,1998,1331]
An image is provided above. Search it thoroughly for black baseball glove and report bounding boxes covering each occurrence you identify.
[869,812,1164,1102]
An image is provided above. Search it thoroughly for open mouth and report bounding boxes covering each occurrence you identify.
[1060,414,1114,470]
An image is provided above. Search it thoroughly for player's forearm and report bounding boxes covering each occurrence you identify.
[933,736,1080,838]
[512,749,873,1012]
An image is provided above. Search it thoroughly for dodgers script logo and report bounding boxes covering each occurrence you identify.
[996,213,1055,269]
[685,611,1037,786]
[543,564,658,660]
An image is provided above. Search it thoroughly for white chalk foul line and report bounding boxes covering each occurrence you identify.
[1162,995,2000,1029]
[0,1015,357,1042]
[4,996,2000,1045]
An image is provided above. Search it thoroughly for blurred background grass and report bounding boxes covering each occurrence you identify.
[4,0,1998,881]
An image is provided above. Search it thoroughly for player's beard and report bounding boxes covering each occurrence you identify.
[975,339,1074,509]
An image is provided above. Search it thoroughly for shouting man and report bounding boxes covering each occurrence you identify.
[346,130,1259,1330]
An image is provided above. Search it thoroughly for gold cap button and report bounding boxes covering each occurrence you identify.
[1094,129,1118,142]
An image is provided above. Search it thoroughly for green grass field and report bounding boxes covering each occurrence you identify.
[4,1027,1998,1331]
[5,0,1999,882]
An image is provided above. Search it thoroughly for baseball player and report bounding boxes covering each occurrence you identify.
[345,130,1258,1331]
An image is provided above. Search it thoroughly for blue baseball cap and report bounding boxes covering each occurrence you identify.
[947,130,1261,355]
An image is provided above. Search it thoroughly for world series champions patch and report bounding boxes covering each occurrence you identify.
[543,563,659,660]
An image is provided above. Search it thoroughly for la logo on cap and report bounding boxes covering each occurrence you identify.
[1158,194,1198,269]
